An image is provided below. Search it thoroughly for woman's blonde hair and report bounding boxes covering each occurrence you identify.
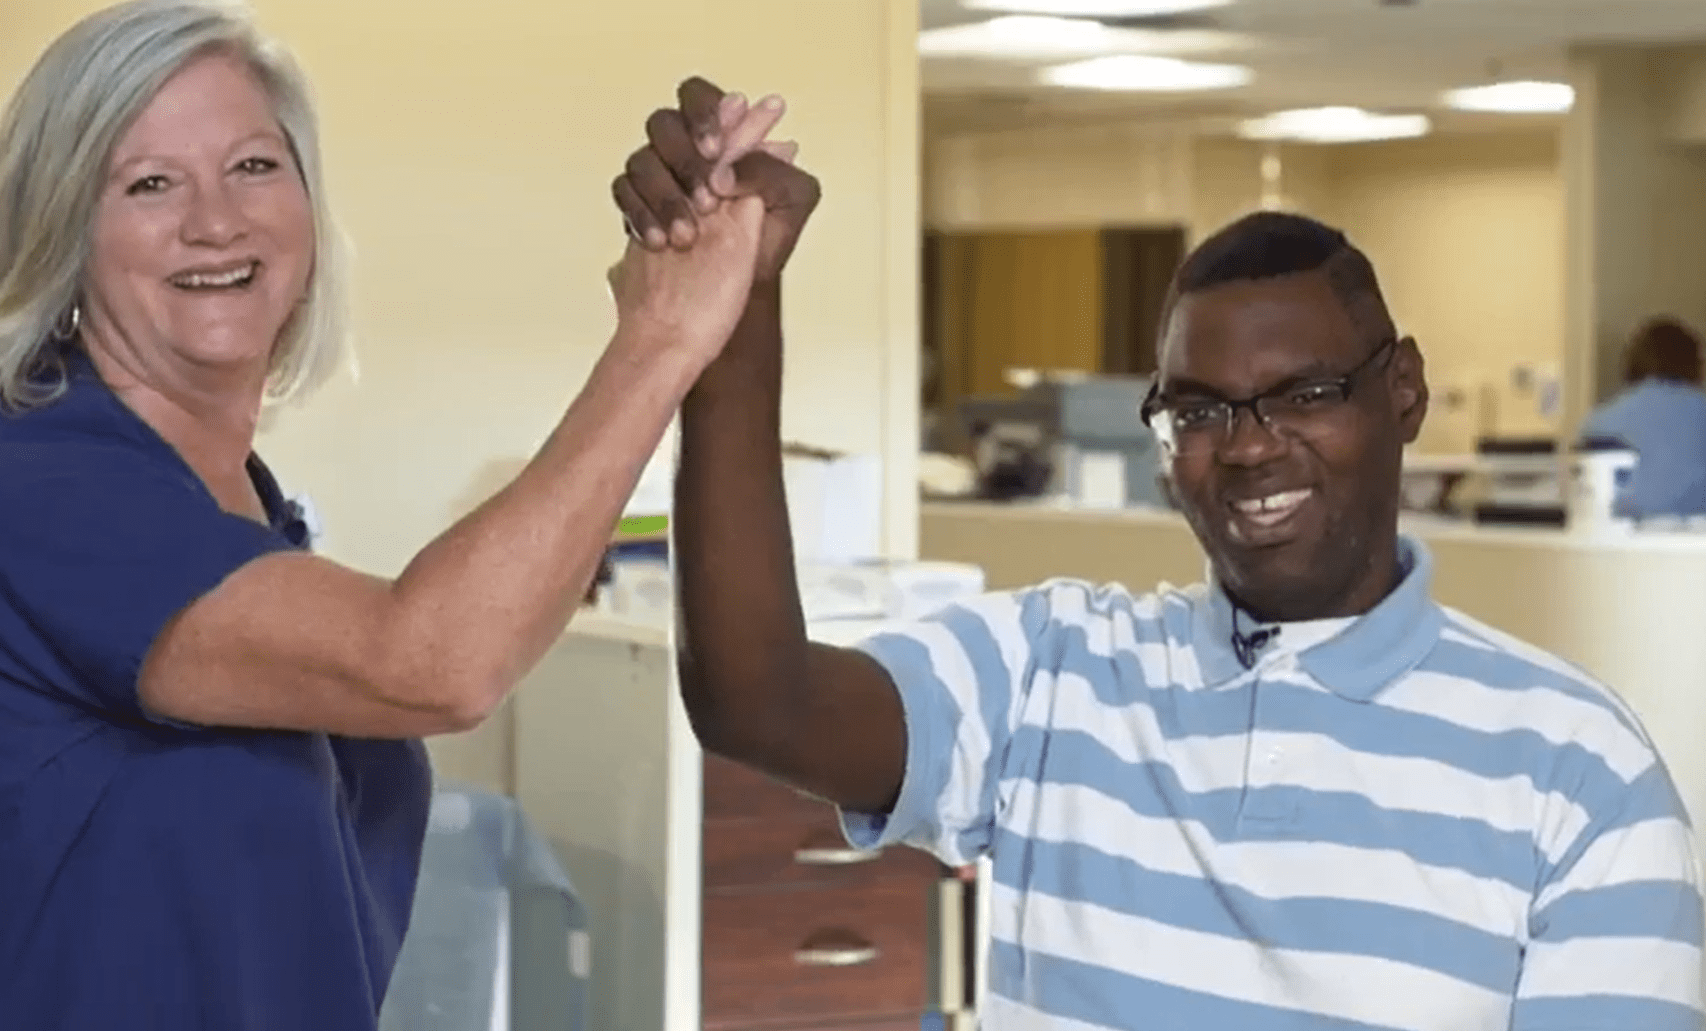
[0,0,350,411]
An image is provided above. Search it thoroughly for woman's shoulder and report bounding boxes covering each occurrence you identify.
[0,423,206,543]
[0,427,181,495]
[0,378,184,488]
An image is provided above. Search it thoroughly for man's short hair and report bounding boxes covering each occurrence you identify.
[1160,211,1396,349]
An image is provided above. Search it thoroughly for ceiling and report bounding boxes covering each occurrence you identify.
[920,0,1706,135]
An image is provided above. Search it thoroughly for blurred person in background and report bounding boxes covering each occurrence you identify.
[0,1,781,1028]
[1581,316,1706,519]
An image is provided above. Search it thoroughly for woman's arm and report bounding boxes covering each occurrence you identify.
[139,200,768,737]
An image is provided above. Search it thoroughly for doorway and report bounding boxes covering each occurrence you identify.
[921,225,1187,453]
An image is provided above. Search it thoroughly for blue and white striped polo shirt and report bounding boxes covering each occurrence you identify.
[841,537,1704,1031]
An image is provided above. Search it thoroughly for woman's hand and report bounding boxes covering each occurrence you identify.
[607,194,765,367]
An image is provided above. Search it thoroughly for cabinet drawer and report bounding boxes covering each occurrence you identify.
[803,1021,927,1031]
[715,1019,927,1031]
[704,753,829,821]
[704,811,940,891]
[703,879,930,1029]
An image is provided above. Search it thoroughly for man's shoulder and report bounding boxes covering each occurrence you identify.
[912,577,1208,658]
[1426,604,1660,770]
[865,577,1206,680]
[1006,575,1205,623]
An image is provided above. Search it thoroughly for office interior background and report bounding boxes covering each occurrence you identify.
[6,1,1706,1029]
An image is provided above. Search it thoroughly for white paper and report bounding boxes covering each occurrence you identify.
[784,452,883,565]
[1075,450,1128,509]
[623,423,677,518]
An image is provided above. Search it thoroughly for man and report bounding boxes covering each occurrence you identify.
[1581,317,1706,519]
[613,80,1705,1031]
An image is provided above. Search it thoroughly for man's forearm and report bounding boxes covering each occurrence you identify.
[676,283,813,755]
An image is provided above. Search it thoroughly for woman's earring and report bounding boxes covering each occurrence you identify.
[50,303,81,342]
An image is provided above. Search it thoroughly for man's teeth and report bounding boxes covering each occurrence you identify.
[173,263,256,289]
[1234,489,1311,515]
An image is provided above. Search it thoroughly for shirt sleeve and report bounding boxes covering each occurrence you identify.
[1510,759,1706,1031]
[0,444,294,723]
[837,587,1054,866]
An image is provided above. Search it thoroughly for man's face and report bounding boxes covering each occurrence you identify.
[1155,270,1427,621]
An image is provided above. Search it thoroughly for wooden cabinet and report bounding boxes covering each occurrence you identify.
[701,755,940,1030]
[508,616,957,1031]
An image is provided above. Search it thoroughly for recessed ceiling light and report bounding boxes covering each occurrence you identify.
[1042,54,1251,92]
[920,15,1115,57]
[964,0,1231,16]
[1238,106,1431,144]
[1443,80,1574,114]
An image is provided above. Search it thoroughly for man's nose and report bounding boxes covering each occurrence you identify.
[1216,404,1287,466]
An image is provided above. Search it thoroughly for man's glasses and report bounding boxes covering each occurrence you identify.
[1140,338,1397,455]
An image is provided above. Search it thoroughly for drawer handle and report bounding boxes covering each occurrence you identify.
[794,834,880,866]
[793,928,880,968]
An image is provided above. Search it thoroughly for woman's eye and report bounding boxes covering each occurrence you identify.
[237,156,280,175]
[126,175,169,196]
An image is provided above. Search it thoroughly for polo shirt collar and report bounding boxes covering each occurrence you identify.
[1192,534,1443,702]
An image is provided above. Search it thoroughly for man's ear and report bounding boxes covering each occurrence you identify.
[1391,336,1429,444]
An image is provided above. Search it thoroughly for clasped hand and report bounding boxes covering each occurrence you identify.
[606,78,821,366]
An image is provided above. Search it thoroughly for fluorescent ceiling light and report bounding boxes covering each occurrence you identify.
[1238,106,1431,144]
[1443,80,1574,114]
[964,0,1231,16]
[921,18,1254,59]
[1042,54,1251,92]
[920,15,1115,57]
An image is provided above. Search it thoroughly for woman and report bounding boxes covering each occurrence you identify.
[1580,316,1706,519]
[0,1,775,1028]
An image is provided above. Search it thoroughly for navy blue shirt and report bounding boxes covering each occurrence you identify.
[0,350,432,1030]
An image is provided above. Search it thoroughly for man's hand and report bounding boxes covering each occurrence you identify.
[612,77,821,283]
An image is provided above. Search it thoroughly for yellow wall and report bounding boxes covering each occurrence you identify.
[1325,133,1566,452]
[925,125,1566,452]
[1564,45,1706,433]
[926,122,1194,230]
[0,0,920,577]
[1188,136,1338,240]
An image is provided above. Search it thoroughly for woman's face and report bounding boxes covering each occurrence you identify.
[85,50,313,378]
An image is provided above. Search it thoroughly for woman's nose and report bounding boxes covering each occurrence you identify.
[180,180,245,247]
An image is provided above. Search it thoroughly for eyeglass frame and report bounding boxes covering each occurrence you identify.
[1139,336,1400,451]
